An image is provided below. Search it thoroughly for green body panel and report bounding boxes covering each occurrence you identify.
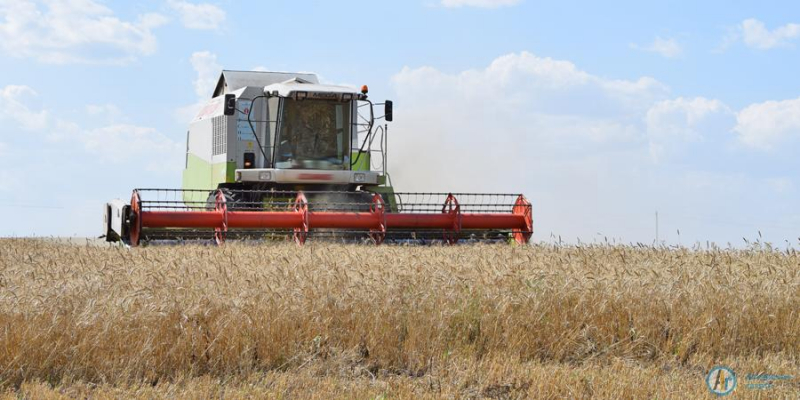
[351,151,370,171]
[351,151,388,186]
[182,154,236,201]
[365,185,398,212]
[182,154,213,190]
[213,160,237,184]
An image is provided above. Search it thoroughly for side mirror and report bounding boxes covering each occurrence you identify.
[384,100,393,122]
[223,94,236,116]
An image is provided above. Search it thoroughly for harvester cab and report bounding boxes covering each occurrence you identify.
[184,72,390,194]
[103,70,532,246]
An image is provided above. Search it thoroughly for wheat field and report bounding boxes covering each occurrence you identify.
[0,239,798,399]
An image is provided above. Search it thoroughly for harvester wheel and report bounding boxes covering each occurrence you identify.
[206,188,241,210]
[441,194,461,245]
[293,192,309,245]
[512,195,533,244]
[369,194,386,245]
[128,190,142,247]
[214,189,228,245]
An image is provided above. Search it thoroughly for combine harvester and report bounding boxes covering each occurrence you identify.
[103,70,532,246]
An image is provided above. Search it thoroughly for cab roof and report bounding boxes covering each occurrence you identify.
[264,78,361,98]
[212,70,320,98]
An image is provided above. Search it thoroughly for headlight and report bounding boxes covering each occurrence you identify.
[354,173,366,183]
[259,171,272,181]
[235,171,242,181]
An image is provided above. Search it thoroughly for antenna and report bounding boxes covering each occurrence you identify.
[655,211,659,244]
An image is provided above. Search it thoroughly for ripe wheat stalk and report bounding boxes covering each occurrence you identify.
[0,239,797,399]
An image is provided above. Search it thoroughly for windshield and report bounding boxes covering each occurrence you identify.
[275,98,351,170]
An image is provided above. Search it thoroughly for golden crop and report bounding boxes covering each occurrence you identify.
[0,239,797,399]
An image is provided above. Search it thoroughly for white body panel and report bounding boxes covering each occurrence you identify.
[188,118,214,163]
[236,168,379,185]
[213,70,319,97]
[103,199,126,240]
[233,87,268,168]
[263,81,361,98]
[190,86,271,168]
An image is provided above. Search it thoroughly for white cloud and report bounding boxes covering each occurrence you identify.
[645,97,733,161]
[190,51,221,98]
[175,102,204,125]
[390,52,668,194]
[86,104,121,116]
[82,124,183,172]
[0,84,182,172]
[0,84,185,237]
[394,52,668,125]
[736,18,800,50]
[734,97,800,149]
[392,52,798,176]
[0,85,49,130]
[86,104,124,124]
[167,0,225,30]
[630,37,683,58]
[387,52,800,244]
[0,0,167,64]
[174,50,222,123]
[441,0,521,8]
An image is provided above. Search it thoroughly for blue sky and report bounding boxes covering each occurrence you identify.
[1,0,799,245]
